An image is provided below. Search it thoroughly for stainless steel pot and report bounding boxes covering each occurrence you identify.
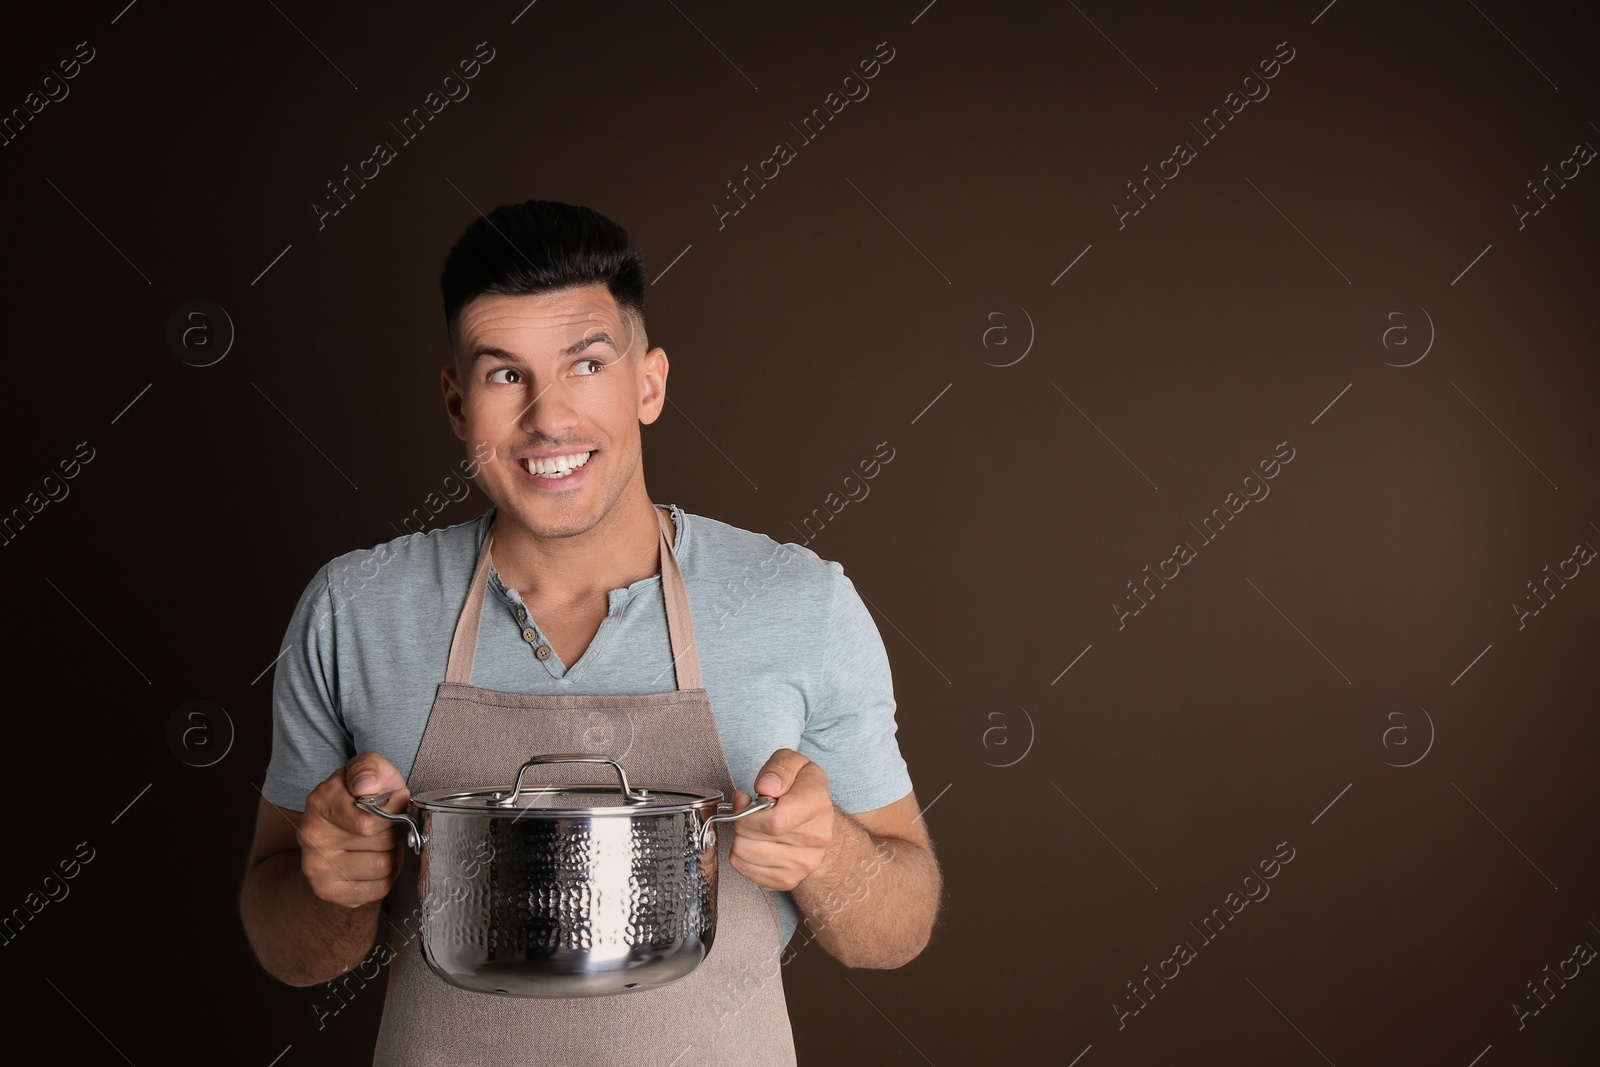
[354,753,775,997]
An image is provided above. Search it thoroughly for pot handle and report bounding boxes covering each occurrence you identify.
[492,753,652,808]
[355,792,425,853]
[695,793,779,853]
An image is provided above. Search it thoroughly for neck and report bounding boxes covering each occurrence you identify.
[487,490,670,606]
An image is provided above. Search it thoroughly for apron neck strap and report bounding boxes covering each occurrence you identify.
[445,533,497,686]
[653,504,704,691]
[444,505,702,690]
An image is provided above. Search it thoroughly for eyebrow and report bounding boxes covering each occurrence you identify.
[468,331,619,366]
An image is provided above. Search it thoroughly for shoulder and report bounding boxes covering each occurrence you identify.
[678,508,840,580]
[675,507,847,620]
[318,509,491,616]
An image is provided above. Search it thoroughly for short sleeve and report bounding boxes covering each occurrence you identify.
[261,563,354,811]
[797,565,914,814]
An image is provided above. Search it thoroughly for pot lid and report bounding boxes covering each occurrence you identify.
[412,782,722,816]
[407,754,724,816]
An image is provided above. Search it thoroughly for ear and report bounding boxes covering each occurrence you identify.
[442,362,469,441]
[637,346,668,426]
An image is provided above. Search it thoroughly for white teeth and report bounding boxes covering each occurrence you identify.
[521,451,592,478]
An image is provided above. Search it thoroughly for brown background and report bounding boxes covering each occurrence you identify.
[2,1,1596,1064]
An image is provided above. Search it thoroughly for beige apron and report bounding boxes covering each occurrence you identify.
[372,505,797,1066]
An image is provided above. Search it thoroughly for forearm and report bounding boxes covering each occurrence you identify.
[239,852,383,987]
[789,807,942,968]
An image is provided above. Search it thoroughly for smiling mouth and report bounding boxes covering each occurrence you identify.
[520,451,594,479]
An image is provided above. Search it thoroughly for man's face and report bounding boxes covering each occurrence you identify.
[442,283,666,541]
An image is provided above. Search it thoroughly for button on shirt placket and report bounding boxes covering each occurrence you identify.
[494,574,557,670]
[516,619,552,662]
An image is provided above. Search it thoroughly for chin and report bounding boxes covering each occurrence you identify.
[502,495,605,539]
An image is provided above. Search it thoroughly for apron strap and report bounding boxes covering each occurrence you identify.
[655,504,704,691]
[444,521,499,686]
[443,505,703,690]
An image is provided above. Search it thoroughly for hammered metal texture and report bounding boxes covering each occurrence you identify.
[417,804,722,996]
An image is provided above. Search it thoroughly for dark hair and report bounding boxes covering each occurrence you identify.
[439,200,647,354]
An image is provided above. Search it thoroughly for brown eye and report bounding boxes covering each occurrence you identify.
[487,367,520,384]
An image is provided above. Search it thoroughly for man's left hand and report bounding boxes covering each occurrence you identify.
[727,748,834,892]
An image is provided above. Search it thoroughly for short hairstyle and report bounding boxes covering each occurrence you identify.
[439,200,647,357]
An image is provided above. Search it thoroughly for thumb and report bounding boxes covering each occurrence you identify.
[344,752,404,799]
[753,748,810,798]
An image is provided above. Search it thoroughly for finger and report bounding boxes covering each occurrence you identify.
[337,827,409,851]
[300,806,405,855]
[729,835,797,867]
[727,842,795,874]
[753,748,813,798]
[728,790,787,837]
[728,850,804,892]
[731,801,781,839]
[301,842,399,903]
[308,778,411,843]
[745,772,833,837]
[345,752,406,798]
[733,807,831,847]
[762,764,830,819]
[310,874,398,908]
[303,845,399,882]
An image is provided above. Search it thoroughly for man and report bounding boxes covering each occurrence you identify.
[239,200,942,1064]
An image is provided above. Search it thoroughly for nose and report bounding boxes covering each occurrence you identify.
[516,371,579,438]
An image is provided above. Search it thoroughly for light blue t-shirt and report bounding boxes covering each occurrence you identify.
[263,503,913,947]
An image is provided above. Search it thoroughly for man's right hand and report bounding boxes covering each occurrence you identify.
[297,753,410,909]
